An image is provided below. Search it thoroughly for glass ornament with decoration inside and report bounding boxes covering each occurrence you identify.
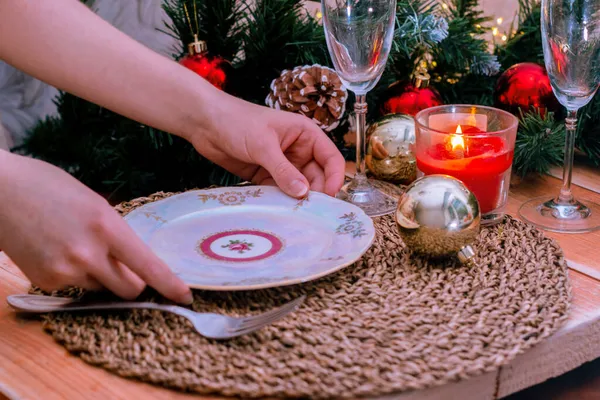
[179,34,232,91]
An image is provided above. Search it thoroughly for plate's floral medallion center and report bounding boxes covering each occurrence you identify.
[222,239,254,254]
[198,230,283,262]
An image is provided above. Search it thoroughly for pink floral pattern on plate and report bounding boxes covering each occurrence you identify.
[198,229,283,263]
[222,239,253,254]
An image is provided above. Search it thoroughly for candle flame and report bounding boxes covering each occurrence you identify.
[451,125,465,150]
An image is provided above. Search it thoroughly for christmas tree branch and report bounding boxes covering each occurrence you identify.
[434,0,497,76]
[496,0,543,68]
[576,95,600,165]
[233,0,329,105]
[17,91,236,201]
[513,111,564,176]
[161,0,245,61]
[391,0,445,76]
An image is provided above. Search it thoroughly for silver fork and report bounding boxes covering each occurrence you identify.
[7,294,305,340]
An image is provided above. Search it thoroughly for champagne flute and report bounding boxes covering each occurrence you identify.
[519,0,600,232]
[322,0,398,217]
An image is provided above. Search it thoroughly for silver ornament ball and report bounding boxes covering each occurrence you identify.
[366,114,417,185]
[395,175,480,263]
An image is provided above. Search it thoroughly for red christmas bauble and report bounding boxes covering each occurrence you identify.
[379,81,443,116]
[180,53,230,90]
[494,62,560,117]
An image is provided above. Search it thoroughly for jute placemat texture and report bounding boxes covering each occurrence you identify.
[37,190,570,399]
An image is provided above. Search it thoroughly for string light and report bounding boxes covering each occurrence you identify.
[489,13,512,44]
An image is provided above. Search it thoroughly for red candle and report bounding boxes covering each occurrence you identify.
[416,125,514,213]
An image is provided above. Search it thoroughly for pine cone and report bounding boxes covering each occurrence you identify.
[266,65,348,132]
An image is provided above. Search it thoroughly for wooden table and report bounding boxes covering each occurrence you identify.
[2,172,600,400]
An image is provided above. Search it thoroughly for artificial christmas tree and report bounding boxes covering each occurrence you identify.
[15,0,600,201]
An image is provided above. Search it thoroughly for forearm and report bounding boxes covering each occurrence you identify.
[0,0,225,140]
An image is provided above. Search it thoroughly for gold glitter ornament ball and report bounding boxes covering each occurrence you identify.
[366,113,417,185]
[395,175,480,263]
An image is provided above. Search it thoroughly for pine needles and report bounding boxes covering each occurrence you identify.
[513,111,564,176]
[495,0,544,68]
[15,93,222,201]
[161,0,244,61]
[233,0,330,104]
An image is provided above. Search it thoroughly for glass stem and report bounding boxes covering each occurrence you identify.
[559,109,577,204]
[354,94,368,186]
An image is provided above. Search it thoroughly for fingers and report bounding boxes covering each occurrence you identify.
[250,166,275,186]
[254,162,325,196]
[301,161,325,193]
[257,146,310,199]
[311,131,346,197]
[77,275,104,292]
[106,217,193,305]
[87,256,146,300]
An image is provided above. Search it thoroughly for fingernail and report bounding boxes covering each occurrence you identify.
[182,290,194,305]
[290,180,308,197]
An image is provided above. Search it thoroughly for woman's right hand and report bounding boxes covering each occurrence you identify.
[0,151,193,304]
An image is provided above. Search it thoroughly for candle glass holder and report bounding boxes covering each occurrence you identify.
[414,105,518,226]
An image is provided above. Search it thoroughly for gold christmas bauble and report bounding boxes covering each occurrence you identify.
[395,175,480,263]
[366,114,417,185]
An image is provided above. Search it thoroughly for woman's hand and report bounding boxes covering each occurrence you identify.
[189,97,346,199]
[0,151,193,304]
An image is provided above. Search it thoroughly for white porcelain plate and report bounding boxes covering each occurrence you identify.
[124,186,375,291]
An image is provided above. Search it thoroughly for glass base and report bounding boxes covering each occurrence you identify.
[481,209,506,226]
[518,196,600,233]
[336,178,397,217]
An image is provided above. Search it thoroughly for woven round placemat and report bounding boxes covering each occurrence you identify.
[38,190,570,399]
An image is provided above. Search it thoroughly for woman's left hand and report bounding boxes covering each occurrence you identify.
[189,95,346,199]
